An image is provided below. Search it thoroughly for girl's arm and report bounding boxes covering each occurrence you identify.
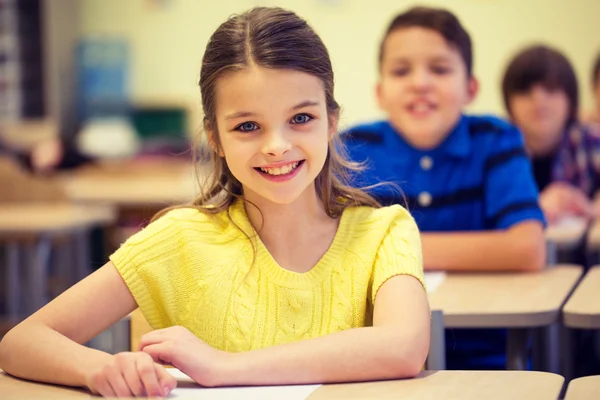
[142,274,429,386]
[223,274,429,385]
[0,262,173,396]
[420,220,545,271]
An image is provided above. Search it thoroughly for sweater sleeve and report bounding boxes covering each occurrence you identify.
[109,208,201,329]
[370,206,425,304]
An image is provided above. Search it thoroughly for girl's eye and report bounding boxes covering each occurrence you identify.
[235,122,258,132]
[291,114,313,124]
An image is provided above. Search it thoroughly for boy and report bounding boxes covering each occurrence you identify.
[345,7,545,272]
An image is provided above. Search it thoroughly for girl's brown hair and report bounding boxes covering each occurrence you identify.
[156,7,379,223]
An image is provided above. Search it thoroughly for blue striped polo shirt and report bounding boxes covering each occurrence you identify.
[343,114,545,232]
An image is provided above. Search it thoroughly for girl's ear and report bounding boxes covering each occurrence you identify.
[205,121,224,157]
[207,132,224,157]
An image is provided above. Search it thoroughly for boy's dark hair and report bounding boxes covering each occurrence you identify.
[502,45,579,128]
[378,6,473,76]
[593,51,600,87]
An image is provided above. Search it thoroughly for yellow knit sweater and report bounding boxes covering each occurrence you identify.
[110,200,424,352]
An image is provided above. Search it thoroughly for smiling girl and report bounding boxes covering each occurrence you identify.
[0,7,429,398]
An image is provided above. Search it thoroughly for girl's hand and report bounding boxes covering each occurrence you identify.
[139,326,232,387]
[85,352,176,398]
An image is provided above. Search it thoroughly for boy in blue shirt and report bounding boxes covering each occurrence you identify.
[344,6,546,370]
[345,6,545,272]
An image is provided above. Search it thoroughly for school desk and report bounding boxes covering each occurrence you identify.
[563,266,600,329]
[428,265,583,372]
[0,203,116,319]
[564,375,600,400]
[0,369,564,400]
[59,159,200,213]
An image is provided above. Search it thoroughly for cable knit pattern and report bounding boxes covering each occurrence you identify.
[110,200,424,352]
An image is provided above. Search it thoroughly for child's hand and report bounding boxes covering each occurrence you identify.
[30,138,63,173]
[139,326,231,387]
[540,182,593,223]
[86,351,176,398]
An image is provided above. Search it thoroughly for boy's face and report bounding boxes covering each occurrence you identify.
[377,27,477,149]
[508,84,569,156]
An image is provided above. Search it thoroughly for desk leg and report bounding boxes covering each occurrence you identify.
[427,310,446,370]
[546,240,558,266]
[73,229,91,282]
[26,237,52,315]
[506,328,529,370]
[5,241,21,320]
[542,322,561,374]
[560,326,574,383]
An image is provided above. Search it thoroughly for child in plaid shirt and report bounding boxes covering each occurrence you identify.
[502,45,600,223]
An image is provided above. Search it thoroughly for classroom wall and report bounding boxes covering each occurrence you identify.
[79,0,600,131]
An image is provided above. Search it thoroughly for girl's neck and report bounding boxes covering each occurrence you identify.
[242,185,334,245]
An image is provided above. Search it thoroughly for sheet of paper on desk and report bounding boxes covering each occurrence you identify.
[552,216,587,229]
[424,272,446,293]
[167,368,321,399]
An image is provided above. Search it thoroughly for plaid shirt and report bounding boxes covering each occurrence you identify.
[554,123,600,195]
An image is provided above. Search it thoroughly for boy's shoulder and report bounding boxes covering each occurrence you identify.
[342,120,391,144]
[463,114,515,135]
[463,114,523,148]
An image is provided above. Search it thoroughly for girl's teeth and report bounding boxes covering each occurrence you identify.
[260,161,299,176]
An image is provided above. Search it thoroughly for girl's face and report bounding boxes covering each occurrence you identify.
[212,65,334,206]
[509,84,570,156]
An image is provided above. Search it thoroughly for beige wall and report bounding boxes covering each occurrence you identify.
[80,0,600,131]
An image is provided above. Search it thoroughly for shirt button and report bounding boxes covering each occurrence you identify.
[420,156,433,171]
[418,192,432,207]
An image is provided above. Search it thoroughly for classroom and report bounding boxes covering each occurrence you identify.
[1,0,600,398]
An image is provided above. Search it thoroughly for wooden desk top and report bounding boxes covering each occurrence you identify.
[311,370,563,400]
[563,266,600,328]
[0,370,564,400]
[60,160,202,207]
[428,265,583,328]
[0,203,116,236]
[564,375,600,400]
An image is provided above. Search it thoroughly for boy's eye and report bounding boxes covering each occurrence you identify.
[235,122,259,132]
[432,66,451,74]
[291,113,312,124]
[392,69,409,76]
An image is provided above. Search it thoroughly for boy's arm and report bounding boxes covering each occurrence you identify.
[421,220,545,271]
[432,122,546,272]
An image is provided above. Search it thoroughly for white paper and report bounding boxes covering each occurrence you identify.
[167,368,321,399]
[424,272,446,294]
[552,215,587,230]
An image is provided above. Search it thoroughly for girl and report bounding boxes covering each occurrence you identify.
[0,7,429,398]
[502,45,600,223]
